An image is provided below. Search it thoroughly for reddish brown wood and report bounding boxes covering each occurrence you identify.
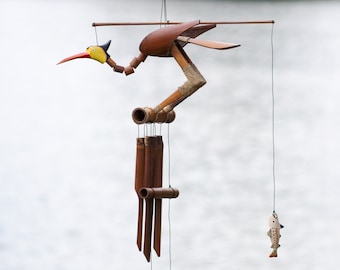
[92,20,275,27]
[129,57,140,69]
[142,137,158,262]
[137,199,144,251]
[124,66,134,75]
[139,187,180,199]
[153,136,163,256]
[135,138,145,251]
[106,57,117,68]
[180,24,216,39]
[170,42,192,69]
[135,138,145,194]
[177,36,240,50]
[154,136,163,189]
[147,43,206,116]
[134,136,179,261]
[143,198,153,262]
[113,65,125,73]
[132,107,176,124]
[139,20,199,57]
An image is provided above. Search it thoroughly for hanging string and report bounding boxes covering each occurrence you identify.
[168,196,172,270]
[94,26,99,45]
[160,0,168,25]
[270,23,276,214]
[167,124,171,188]
[166,123,172,270]
[152,123,156,136]
[150,252,153,270]
[144,123,148,137]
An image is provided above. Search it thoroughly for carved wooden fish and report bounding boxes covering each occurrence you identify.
[267,212,284,257]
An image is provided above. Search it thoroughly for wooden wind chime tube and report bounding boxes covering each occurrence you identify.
[142,136,156,261]
[135,137,145,251]
[153,136,163,257]
[134,136,179,261]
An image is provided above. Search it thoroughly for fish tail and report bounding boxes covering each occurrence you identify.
[269,250,277,258]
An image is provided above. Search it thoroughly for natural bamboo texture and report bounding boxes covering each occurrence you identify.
[135,138,145,251]
[133,136,178,261]
[153,136,163,256]
[139,187,180,199]
[92,20,275,27]
[132,42,206,124]
[135,136,179,262]
[132,107,176,124]
[142,136,157,262]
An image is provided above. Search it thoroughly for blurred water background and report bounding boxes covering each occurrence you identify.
[1,0,340,269]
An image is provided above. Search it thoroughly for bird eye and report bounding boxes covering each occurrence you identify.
[92,48,95,52]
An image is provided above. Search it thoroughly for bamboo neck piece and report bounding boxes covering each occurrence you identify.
[153,43,206,113]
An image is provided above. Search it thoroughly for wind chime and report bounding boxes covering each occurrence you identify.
[57,18,281,262]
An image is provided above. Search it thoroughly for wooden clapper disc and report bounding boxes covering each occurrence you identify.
[134,136,179,261]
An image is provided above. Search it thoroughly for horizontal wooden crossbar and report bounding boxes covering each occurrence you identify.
[92,20,275,27]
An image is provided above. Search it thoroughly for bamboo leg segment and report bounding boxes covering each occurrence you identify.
[150,61,206,114]
[134,136,179,261]
[168,43,206,107]
[171,42,193,69]
[132,42,205,124]
[151,42,206,114]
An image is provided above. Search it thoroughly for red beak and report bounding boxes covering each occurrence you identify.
[57,52,90,65]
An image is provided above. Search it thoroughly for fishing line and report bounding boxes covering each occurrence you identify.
[160,0,173,264]
[270,23,276,214]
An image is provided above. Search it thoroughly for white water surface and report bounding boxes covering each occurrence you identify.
[1,0,340,269]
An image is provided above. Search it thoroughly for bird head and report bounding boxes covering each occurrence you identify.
[57,40,111,65]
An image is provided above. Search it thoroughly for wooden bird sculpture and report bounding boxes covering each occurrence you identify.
[58,20,240,262]
[58,20,239,124]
